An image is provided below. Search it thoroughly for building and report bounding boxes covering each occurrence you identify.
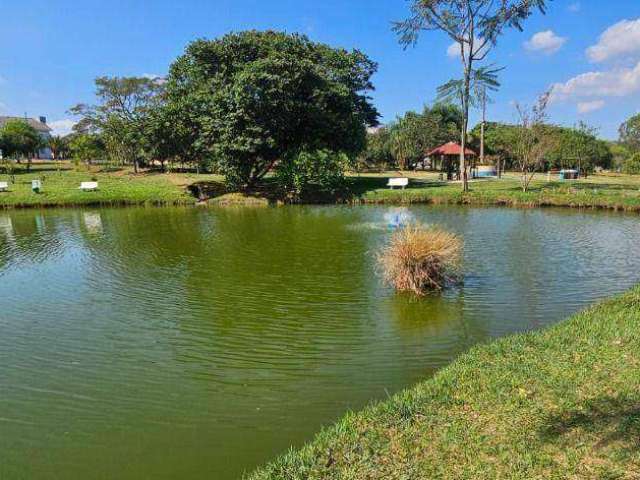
[0,116,53,159]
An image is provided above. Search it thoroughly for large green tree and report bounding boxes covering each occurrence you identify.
[71,76,163,172]
[394,0,548,192]
[165,30,379,190]
[0,119,43,172]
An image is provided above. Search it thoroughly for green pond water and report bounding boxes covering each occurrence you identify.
[1,205,639,479]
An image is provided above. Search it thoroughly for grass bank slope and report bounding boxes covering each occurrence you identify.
[352,172,640,212]
[0,163,212,208]
[249,286,640,479]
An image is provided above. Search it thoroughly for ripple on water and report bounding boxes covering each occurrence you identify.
[1,206,640,480]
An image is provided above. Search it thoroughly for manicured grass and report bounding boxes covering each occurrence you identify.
[0,163,222,208]
[3,164,640,212]
[350,172,640,212]
[249,286,640,479]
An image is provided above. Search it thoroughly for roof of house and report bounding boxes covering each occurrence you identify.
[427,141,476,157]
[0,116,52,133]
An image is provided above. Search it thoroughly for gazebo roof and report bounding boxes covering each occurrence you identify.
[427,141,476,157]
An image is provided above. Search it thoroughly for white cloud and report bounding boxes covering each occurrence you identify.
[524,30,567,55]
[48,119,77,137]
[551,61,640,102]
[568,2,581,13]
[577,100,605,114]
[587,19,640,63]
[446,38,488,60]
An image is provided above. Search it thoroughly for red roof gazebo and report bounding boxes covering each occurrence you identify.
[426,142,477,180]
[426,141,476,158]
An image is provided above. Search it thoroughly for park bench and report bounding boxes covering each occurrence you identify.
[79,181,99,192]
[0,181,8,192]
[387,177,409,190]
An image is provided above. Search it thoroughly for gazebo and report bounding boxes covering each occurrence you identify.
[426,142,477,180]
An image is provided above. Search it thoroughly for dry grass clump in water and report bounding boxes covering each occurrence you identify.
[378,223,462,295]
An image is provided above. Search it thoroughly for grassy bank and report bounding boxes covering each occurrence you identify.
[249,286,640,479]
[0,163,216,208]
[351,172,640,212]
[2,164,640,212]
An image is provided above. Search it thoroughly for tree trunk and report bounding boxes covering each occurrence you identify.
[458,38,473,192]
[480,87,486,165]
[460,73,471,192]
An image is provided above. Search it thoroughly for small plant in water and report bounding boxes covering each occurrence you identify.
[378,223,462,296]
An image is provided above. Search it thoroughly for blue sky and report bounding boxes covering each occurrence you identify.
[1,0,639,139]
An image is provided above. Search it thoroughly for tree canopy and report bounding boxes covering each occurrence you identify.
[473,121,613,173]
[165,30,379,189]
[71,76,164,172]
[619,113,640,152]
[361,103,462,170]
[0,119,42,160]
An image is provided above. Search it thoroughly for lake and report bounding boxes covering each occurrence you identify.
[1,205,639,479]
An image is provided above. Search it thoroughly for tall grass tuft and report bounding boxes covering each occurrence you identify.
[378,223,462,295]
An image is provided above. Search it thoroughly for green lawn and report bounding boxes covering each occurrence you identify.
[249,286,640,479]
[0,163,221,208]
[349,171,640,212]
[2,163,640,212]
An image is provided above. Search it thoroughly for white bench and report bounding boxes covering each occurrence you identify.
[0,182,8,192]
[387,177,409,190]
[79,182,99,191]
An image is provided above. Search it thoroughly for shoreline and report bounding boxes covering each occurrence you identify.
[248,286,640,479]
[3,190,640,214]
[2,168,640,213]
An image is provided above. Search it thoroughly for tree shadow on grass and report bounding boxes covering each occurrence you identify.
[539,395,640,456]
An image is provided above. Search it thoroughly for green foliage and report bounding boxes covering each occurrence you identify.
[619,113,640,152]
[165,30,379,189]
[437,66,502,108]
[359,128,394,171]
[276,150,349,201]
[68,134,105,167]
[623,153,640,175]
[363,104,462,170]
[547,122,611,174]
[474,121,613,172]
[48,135,69,160]
[470,122,519,166]
[0,119,42,159]
[71,76,163,172]
[609,142,632,171]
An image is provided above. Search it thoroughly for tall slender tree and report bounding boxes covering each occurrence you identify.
[394,0,548,191]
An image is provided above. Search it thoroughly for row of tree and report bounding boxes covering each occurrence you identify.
[361,107,614,176]
[67,31,379,199]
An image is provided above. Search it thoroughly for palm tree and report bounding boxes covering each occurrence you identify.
[48,135,65,160]
[48,135,68,174]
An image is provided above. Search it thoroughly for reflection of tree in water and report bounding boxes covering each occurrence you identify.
[74,207,391,380]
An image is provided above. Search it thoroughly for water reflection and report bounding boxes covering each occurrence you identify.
[1,206,639,480]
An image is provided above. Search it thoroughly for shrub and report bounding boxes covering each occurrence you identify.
[275,149,349,201]
[378,224,462,295]
[623,153,640,175]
